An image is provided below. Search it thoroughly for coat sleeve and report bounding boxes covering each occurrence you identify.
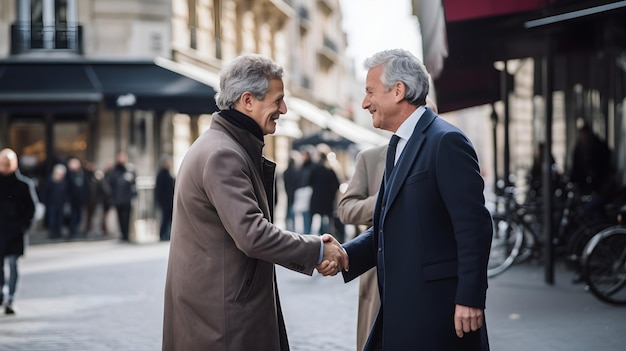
[204,144,322,275]
[435,131,493,308]
[341,226,376,283]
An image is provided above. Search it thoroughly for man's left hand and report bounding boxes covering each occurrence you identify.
[454,304,483,338]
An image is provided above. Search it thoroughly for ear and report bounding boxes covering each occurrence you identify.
[238,92,255,112]
[393,82,406,103]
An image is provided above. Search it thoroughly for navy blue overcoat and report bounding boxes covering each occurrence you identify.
[343,108,492,351]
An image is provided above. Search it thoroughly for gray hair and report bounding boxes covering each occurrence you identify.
[363,49,429,106]
[216,54,284,110]
[159,154,171,167]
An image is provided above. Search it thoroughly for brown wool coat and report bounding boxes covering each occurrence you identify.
[163,113,322,351]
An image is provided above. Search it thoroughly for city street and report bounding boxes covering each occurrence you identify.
[0,240,358,351]
[1,239,625,350]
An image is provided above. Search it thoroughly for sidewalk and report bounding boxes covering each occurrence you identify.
[486,260,626,351]
[3,236,624,350]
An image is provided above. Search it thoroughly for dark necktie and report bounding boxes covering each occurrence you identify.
[385,134,400,182]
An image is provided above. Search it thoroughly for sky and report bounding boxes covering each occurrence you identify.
[338,0,423,80]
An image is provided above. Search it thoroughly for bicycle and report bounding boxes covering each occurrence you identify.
[581,215,626,305]
[487,181,602,278]
[488,185,544,277]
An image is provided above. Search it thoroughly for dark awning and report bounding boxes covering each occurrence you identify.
[0,60,218,114]
[292,129,355,150]
[0,62,101,103]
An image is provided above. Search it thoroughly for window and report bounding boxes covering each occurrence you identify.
[14,0,79,52]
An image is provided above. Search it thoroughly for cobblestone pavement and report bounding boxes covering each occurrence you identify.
[1,240,625,350]
[0,240,357,351]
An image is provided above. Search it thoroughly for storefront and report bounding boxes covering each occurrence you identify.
[0,59,218,191]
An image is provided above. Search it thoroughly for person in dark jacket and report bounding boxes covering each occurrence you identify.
[107,151,137,241]
[84,161,111,236]
[155,154,175,241]
[66,157,87,238]
[280,151,301,232]
[308,145,340,235]
[0,148,37,315]
[42,164,69,240]
[570,123,617,219]
[293,146,316,233]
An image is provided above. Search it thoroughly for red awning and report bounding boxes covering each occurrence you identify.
[434,63,502,114]
[443,0,549,22]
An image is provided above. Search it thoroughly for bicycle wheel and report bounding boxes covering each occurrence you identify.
[565,220,615,271]
[582,227,626,305]
[488,214,525,278]
[514,220,540,264]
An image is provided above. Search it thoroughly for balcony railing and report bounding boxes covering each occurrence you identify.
[10,23,83,54]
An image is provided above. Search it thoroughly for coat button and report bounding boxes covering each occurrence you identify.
[378,247,382,252]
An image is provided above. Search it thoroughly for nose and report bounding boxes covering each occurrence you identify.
[361,95,370,110]
[279,100,287,114]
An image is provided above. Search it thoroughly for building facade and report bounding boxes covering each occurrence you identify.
[0,0,385,238]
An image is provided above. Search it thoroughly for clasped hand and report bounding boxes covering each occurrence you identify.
[315,234,349,276]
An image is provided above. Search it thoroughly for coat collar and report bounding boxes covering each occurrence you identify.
[210,113,277,219]
[211,113,266,167]
[384,108,438,207]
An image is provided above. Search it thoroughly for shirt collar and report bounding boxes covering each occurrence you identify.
[395,105,426,142]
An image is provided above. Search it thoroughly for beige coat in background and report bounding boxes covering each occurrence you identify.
[337,144,386,351]
[163,114,321,351]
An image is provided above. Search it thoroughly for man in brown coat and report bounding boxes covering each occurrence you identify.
[162,54,347,351]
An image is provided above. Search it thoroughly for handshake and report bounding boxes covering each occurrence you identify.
[316,234,349,276]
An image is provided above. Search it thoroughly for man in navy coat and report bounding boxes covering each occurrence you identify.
[329,49,493,350]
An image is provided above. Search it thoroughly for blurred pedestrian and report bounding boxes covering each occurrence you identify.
[107,151,137,241]
[280,150,301,232]
[84,160,111,236]
[526,142,559,204]
[101,161,115,235]
[155,154,175,241]
[309,144,340,236]
[293,146,315,233]
[42,164,69,239]
[162,53,347,350]
[570,123,613,195]
[570,123,617,219]
[0,148,37,315]
[66,157,87,238]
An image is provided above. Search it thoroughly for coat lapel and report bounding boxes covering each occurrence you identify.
[385,109,437,208]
